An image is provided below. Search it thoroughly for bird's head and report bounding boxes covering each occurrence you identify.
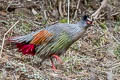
[82,15,93,26]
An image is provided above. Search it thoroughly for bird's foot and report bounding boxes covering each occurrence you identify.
[50,58,56,70]
[52,54,62,64]
[50,54,63,70]
[51,63,56,70]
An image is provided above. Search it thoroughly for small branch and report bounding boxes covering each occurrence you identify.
[32,8,38,15]
[112,12,120,16]
[59,0,63,17]
[43,10,48,20]
[0,20,20,58]
[73,0,81,19]
[92,0,107,19]
[67,0,70,24]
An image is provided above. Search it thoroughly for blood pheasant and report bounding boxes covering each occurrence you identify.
[8,15,92,69]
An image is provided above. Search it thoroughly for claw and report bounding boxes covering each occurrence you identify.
[50,58,56,70]
[52,54,62,64]
[50,54,63,70]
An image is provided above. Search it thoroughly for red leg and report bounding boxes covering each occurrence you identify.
[52,54,62,64]
[50,58,56,70]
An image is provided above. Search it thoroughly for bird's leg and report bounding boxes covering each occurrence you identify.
[50,58,56,70]
[50,54,62,70]
[51,54,62,64]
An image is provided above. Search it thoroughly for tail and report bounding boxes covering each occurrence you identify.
[8,32,35,43]
[8,32,36,56]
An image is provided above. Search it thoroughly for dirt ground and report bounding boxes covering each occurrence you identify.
[0,0,120,80]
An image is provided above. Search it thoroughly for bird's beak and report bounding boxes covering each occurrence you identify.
[87,18,94,26]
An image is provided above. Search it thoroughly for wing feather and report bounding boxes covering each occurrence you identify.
[30,30,53,45]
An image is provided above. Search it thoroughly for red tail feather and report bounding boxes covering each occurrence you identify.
[16,43,35,56]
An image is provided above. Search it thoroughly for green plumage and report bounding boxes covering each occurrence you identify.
[36,32,71,58]
[50,32,71,52]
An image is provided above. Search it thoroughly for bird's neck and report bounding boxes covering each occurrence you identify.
[71,20,88,42]
[77,20,87,28]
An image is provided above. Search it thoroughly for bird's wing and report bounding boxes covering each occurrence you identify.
[29,30,53,45]
[35,31,72,59]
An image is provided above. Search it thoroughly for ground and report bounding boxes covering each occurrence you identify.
[0,0,120,80]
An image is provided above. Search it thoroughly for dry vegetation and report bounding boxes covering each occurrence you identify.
[0,0,120,80]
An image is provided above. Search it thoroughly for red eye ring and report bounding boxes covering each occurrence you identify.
[86,21,92,24]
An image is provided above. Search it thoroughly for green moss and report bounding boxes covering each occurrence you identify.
[93,36,107,47]
[20,21,33,33]
[114,45,120,59]
[59,18,68,23]
[35,14,42,20]
[99,22,107,30]
[114,21,120,32]
[71,42,79,51]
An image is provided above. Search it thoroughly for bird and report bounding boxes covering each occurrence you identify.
[8,15,93,70]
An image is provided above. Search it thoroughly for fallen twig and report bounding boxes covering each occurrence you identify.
[73,0,81,19]
[92,0,107,19]
[67,0,70,24]
[0,20,20,58]
[59,0,63,17]
[43,10,48,20]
